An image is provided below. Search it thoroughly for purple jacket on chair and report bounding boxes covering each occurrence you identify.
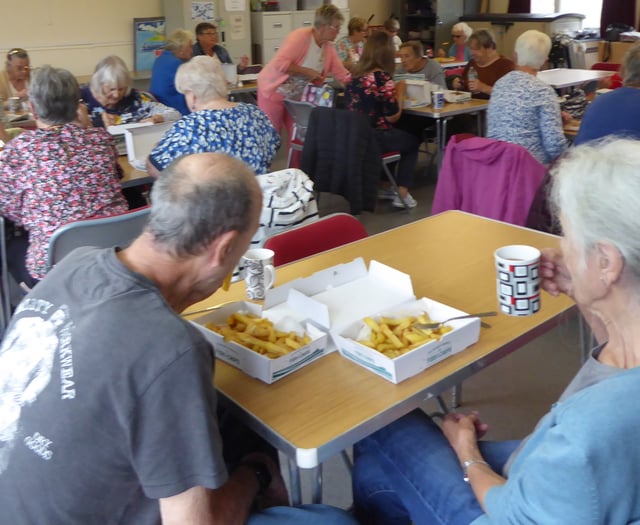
[431,135,547,227]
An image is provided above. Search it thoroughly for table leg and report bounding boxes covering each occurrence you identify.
[287,456,303,506]
[311,463,323,504]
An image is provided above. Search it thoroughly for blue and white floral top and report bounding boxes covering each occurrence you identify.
[148,103,281,175]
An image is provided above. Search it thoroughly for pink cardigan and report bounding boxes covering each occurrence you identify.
[431,135,547,226]
[258,27,351,100]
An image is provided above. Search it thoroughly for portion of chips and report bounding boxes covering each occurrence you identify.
[356,312,453,359]
[206,312,311,359]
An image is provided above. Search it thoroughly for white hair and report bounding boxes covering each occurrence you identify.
[175,55,228,101]
[550,138,640,281]
[452,22,473,40]
[515,30,551,69]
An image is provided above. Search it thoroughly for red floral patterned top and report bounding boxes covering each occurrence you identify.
[0,123,128,280]
[345,70,399,131]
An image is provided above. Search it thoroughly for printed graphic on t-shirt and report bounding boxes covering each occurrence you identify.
[0,301,73,474]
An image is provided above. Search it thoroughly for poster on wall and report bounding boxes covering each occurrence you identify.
[192,2,216,20]
[133,17,166,72]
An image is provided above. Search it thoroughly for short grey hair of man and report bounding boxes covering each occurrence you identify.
[175,55,228,101]
[452,22,473,40]
[166,29,194,53]
[550,138,640,281]
[469,29,497,50]
[515,30,551,69]
[90,55,131,96]
[147,153,259,257]
[314,4,344,29]
[622,41,640,87]
[29,65,80,125]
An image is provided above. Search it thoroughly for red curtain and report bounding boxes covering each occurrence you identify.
[508,0,531,13]
[600,0,636,35]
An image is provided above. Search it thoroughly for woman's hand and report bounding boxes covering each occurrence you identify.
[101,112,117,127]
[540,248,573,299]
[239,55,250,69]
[442,412,489,458]
[452,77,463,90]
[303,67,324,83]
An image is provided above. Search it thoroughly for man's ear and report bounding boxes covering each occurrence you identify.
[207,229,239,268]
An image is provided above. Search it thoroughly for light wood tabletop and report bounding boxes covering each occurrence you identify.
[186,211,575,499]
[117,156,154,189]
[403,98,488,119]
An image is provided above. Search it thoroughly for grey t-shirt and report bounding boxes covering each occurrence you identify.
[0,247,228,525]
[503,344,620,476]
[397,59,446,90]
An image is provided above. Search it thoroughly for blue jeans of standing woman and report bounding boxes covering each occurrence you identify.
[374,127,420,190]
[352,410,520,525]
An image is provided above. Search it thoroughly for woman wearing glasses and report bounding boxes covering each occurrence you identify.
[0,48,30,105]
[192,22,250,72]
[439,22,473,62]
[257,4,350,136]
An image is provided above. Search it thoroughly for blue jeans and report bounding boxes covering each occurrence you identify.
[352,410,520,525]
[249,504,358,524]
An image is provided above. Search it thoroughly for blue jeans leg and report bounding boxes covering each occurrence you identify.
[352,410,520,525]
[248,504,358,525]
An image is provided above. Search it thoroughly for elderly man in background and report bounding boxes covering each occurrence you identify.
[488,30,568,165]
[0,48,30,105]
[397,40,446,88]
[574,41,640,145]
[0,65,127,288]
[0,151,359,525]
[150,29,194,115]
[192,21,249,72]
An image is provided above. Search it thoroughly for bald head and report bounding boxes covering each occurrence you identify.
[147,152,262,257]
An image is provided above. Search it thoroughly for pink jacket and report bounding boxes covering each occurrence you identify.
[431,135,547,226]
[258,27,351,100]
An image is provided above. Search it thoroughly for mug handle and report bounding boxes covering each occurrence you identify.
[264,264,276,290]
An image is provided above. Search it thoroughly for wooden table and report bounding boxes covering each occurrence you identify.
[186,211,576,504]
[404,99,489,162]
[117,156,154,189]
[537,68,613,89]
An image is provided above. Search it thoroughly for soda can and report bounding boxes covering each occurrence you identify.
[431,90,444,110]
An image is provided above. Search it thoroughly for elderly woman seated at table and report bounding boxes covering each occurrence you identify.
[147,56,280,177]
[0,47,30,106]
[455,29,514,98]
[487,30,568,165]
[352,137,640,524]
[439,22,473,62]
[335,17,368,72]
[81,55,180,127]
[0,65,128,287]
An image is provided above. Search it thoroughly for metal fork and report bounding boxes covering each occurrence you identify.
[415,311,497,330]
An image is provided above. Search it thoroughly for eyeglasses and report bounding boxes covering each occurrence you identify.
[328,24,341,31]
[200,31,218,36]
[451,34,464,38]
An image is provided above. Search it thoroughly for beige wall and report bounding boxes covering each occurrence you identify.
[343,0,401,27]
[0,0,162,76]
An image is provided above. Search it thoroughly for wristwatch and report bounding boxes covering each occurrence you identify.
[241,460,272,494]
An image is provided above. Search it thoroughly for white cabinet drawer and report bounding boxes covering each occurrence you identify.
[292,10,315,29]
[261,38,285,64]
[257,13,292,40]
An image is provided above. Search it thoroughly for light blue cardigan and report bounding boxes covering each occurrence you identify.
[473,366,640,524]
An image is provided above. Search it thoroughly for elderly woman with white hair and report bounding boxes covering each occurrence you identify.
[439,22,473,61]
[81,55,180,127]
[351,137,640,525]
[487,30,568,165]
[147,56,280,177]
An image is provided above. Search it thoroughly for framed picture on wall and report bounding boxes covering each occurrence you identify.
[134,17,166,72]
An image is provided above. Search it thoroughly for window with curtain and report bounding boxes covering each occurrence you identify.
[530,0,604,28]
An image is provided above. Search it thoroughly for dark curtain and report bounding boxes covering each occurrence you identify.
[508,0,531,13]
[600,0,636,35]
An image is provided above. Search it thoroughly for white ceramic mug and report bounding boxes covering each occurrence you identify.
[241,248,276,300]
[495,245,541,316]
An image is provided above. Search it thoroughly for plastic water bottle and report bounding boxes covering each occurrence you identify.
[467,66,478,93]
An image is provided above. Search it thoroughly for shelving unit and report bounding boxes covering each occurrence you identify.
[400,0,463,55]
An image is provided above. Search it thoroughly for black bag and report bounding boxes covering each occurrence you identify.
[603,23,635,62]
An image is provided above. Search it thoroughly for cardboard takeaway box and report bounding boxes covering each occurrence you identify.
[107,121,173,170]
[192,258,480,384]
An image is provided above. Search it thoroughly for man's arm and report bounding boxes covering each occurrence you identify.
[160,465,259,525]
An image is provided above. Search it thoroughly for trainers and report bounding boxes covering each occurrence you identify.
[392,192,418,209]
[377,189,396,200]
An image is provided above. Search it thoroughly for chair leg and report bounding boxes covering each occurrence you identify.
[382,158,409,213]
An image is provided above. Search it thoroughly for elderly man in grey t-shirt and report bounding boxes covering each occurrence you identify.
[397,40,446,89]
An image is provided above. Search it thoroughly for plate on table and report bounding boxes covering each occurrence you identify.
[403,100,430,109]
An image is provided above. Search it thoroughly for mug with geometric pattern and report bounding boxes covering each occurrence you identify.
[495,245,541,316]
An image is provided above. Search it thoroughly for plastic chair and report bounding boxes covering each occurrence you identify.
[284,99,316,168]
[263,212,368,267]
[46,206,151,272]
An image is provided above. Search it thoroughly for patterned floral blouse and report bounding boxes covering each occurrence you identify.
[345,70,399,131]
[148,103,281,175]
[0,124,128,279]
[80,86,181,127]
[335,36,363,64]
